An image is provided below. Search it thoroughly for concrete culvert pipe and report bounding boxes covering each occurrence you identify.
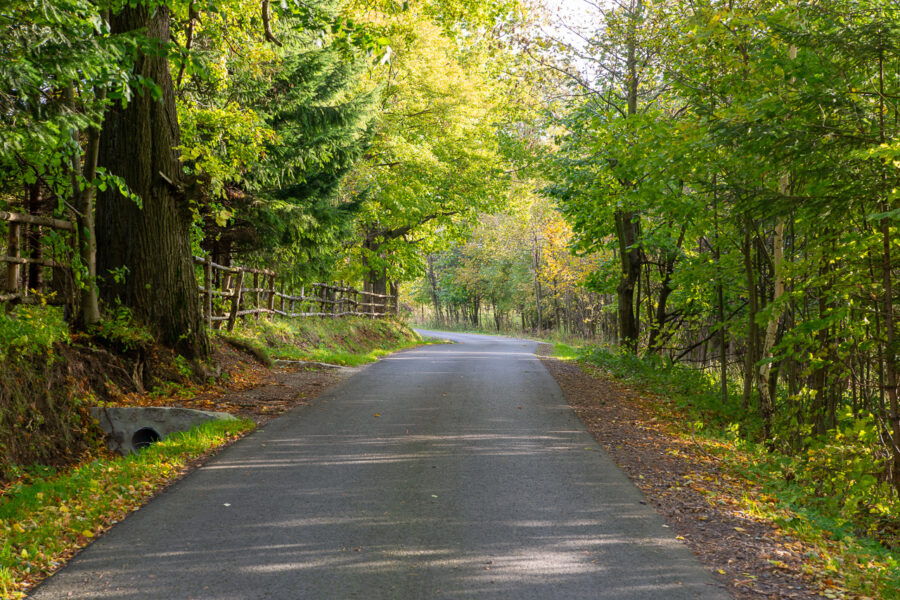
[132,427,161,450]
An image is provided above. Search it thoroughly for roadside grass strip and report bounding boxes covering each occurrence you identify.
[224,316,425,366]
[562,344,900,600]
[270,341,423,366]
[0,419,255,599]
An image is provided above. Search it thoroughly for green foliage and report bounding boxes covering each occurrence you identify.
[0,0,128,188]
[578,344,899,537]
[535,2,900,560]
[0,305,69,356]
[579,345,756,432]
[573,344,900,597]
[339,4,520,285]
[178,101,276,200]
[88,307,154,352]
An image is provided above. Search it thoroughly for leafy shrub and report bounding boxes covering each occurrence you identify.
[0,304,69,356]
[89,306,154,351]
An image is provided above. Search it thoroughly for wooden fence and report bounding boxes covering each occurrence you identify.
[0,210,74,303]
[0,211,396,328]
[193,257,397,331]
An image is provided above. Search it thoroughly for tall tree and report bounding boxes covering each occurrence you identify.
[96,3,208,356]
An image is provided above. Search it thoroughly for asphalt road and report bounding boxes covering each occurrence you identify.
[29,331,730,600]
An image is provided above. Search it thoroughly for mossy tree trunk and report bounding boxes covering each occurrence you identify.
[96,4,208,357]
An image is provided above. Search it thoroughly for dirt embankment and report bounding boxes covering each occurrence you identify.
[0,338,194,481]
[1,317,419,484]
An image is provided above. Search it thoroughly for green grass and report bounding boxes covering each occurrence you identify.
[577,346,757,433]
[272,344,412,366]
[561,343,900,599]
[552,342,580,361]
[222,316,424,366]
[0,419,254,599]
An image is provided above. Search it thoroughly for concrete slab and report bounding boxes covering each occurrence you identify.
[90,406,235,455]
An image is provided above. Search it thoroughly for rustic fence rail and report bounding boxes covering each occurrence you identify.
[192,256,397,331]
[0,210,74,303]
[1,211,396,329]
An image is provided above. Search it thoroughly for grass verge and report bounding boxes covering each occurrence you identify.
[0,419,255,599]
[222,316,424,366]
[558,343,899,600]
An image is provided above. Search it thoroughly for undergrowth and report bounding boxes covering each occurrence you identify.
[0,419,254,599]
[564,343,900,599]
[0,304,68,353]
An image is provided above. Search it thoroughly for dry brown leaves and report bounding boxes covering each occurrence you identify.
[108,341,344,424]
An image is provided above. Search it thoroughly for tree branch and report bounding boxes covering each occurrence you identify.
[262,0,283,47]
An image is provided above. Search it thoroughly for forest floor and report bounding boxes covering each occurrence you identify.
[538,345,833,600]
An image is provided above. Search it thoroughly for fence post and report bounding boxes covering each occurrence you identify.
[6,222,20,294]
[204,257,213,328]
[252,272,259,320]
[217,272,232,330]
[227,269,244,331]
[241,270,248,324]
[267,273,276,318]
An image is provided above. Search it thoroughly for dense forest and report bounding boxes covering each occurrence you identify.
[418,0,900,518]
[4,0,900,594]
[1,0,529,351]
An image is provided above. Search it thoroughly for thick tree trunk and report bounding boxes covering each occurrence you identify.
[366,271,388,314]
[390,281,399,315]
[96,4,208,357]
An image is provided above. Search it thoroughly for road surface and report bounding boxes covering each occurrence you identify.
[29,331,729,599]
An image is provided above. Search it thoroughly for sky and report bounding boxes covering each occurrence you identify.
[538,0,601,52]
[535,0,605,77]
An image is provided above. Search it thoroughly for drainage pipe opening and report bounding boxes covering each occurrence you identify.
[132,427,161,450]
